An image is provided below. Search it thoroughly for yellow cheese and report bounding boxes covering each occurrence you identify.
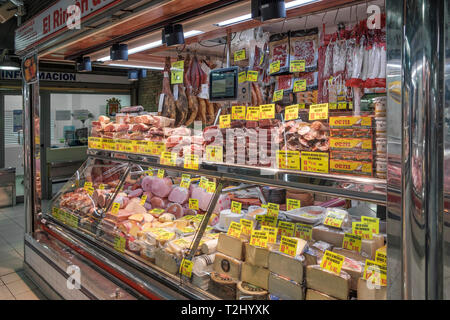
[217,233,246,260]
[241,262,269,290]
[305,265,351,300]
[268,273,304,300]
[332,247,369,263]
[357,278,387,300]
[361,234,385,259]
[306,289,338,300]
[312,225,345,247]
[213,252,242,280]
[245,243,270,268]
[268,251,304,283]
[154,248,180,275]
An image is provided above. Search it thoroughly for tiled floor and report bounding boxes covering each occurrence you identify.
[0,204,47,300]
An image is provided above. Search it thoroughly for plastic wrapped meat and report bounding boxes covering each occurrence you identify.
[150,196,168,209]
[191,186,213,211]
[151,177,173,198]
[168,187,189,204]
[213,194,231,214]
[128,188,143,198]
[141,176,155,192]
[124,198,147,214]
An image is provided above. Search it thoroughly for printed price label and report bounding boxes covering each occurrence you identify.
[199,176,209,189]
[293,79,307,92]
[352,222,373,239]
[285,104,299,121]
[231,201,242,214]
[329,102,337,110]
[280,236,299,257]
[262,226,278,243]
[180,259,193,278]
[88,137,102,149]
[114,236,126,253]
[250,230,268,248]
[111,203,121,216]
[205,145,223,163]
[227,221,242,238]
[219,114,231,128]
[149,208,165,216]
[146,169,154,176]
[184,154,199,170]
[188,198,199,210]
[299,103,306,109]
[83,182,92,190]
[267,203,280,217]
[364,259,387,286]
[160,152,177,166]
[232,106,246,120]
[338,102,347,110]
[246,106,260,121]
[295,223,312,241]
[273,89,284,102]
[277,150,300,170]
[320,250,345,275]
[349,102,353,110]
[85,186,94,196]
[375,248,387,265]
[278,221,295,237]
[286,198,301,211]
[342,233,362,252]
[323,210,347,228]
[259,104,275,119]
[309,103,329,121]
[99,184,106,190]
[151,142,166,155]
[290,59,306,72]
[140,195,148,206]
[262,215,277,227]
[247,70,258,82]
[157,169,165,179]
[361,216,380,234]
[234,49,246,61]
[206,181,216,193]
[240,219,253,236]
[180,174,191,189]
[238,71,247,83]
[301,151,329,173]
[171,60,184,84]
[269,61,281,74]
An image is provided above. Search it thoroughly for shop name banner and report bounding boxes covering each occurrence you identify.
[15,0,118,52]
[0,70,129,84]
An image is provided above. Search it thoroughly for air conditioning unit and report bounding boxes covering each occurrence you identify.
[0,2,17,24]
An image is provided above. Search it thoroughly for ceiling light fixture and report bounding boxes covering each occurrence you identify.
[108,64,164,70]
[162,24,185,46]
[0,49,20,71]
[214,14,252,27]
[75,56,92,72]
[252,0,286,22]
[110,43,128,61]
[285,0,318,9]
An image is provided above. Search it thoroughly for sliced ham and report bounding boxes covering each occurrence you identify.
[150,196,168,209]
[166,203,184,219]
[141,176,155,192]
[168,187,189,204]
[151,177,173,198]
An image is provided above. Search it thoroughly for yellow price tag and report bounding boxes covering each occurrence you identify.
[206,181,216,193]
[146,169,154,176]
[180,259,194,278]
[323,210,346,228]
[278,221,295,237]
[342,233,362,252]
[309,103,329,121]
[294,223,312,241]
[111,203,120,216]
[171,60,184,84]
[160,152,177,166]
[99,184,106,190]
[180,174,191,189]
[273,89,284,102]
[189,198,199,210]
[277,150,300,170]
[219,114,231,129]
[279,236,299,257]
[259,104,275,120]
[261,226,278,243]
[151,141,165,155]
[246,106,260,121]
[234,49,246,61]
[184,154,199,170]
[290,60,306,73]
[363,259,387,286]
[140,195,148,206]
[232,106,246,120]
[240,219,253,236]
[250,230,268,248]
[293,79,307,92]
[205,145,223,163]
[352,222,373,240]
[338,102,347,110]
[247,70,258,82]
[157,169,165,179]
[284,104,299,121]
[83,182,92,190]
[349,102,353,110]
[150,208,165,216]
[227,221,242,238]
[267,203,279,217]
[85,186,94,196]
[114,236,126,253]
[301,151,329,173]
[375,248,387,265]
[231,201,242,214]
[361,216,380,234]
[329,102,337,110]
[262,215,277,227]
[320,250,345,275]
[269,61,280,74]
[199,177,209,189]
[88,137,102,149]
[286,198,301,211]
[238,71,247,83]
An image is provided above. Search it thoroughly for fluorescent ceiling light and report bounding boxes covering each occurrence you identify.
[184,30,203,37]
[285,0,318,9]
[98,55,110,62]
[215,14,251,27]
[108,64,164,70]
[128,40,162,55]
[0,65,20,71]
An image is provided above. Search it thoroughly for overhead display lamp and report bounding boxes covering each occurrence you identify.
[110,43,128,61]
[0,49,20,71]
[128,69,147,81]
[75,56,92,72]
[251,0,286,22]
[162,24,185,46]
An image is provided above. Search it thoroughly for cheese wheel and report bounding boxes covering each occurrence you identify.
[209,272,237,300]
[237,281,268,300]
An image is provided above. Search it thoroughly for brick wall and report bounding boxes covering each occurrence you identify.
[138,71,163,112]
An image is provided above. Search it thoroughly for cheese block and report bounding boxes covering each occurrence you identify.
[304,241,333,266]
[237,281,268,300]
[154,248,180,275]
[332,247,369,264]
[268,251,304,283]
[192,271,211,290]
[342,257,364,291]
[213,252,242,280]
[312,225,345,247]
[361,234,385,259]
[245,243,270,268]
[210,272,238,300]
[201,238,218,254]
[241,262,270,290]
[306,289,338,300]
[357,278,387,300]
[217,233,246,260]
[305,265,351,300]
[268,273,304,300]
